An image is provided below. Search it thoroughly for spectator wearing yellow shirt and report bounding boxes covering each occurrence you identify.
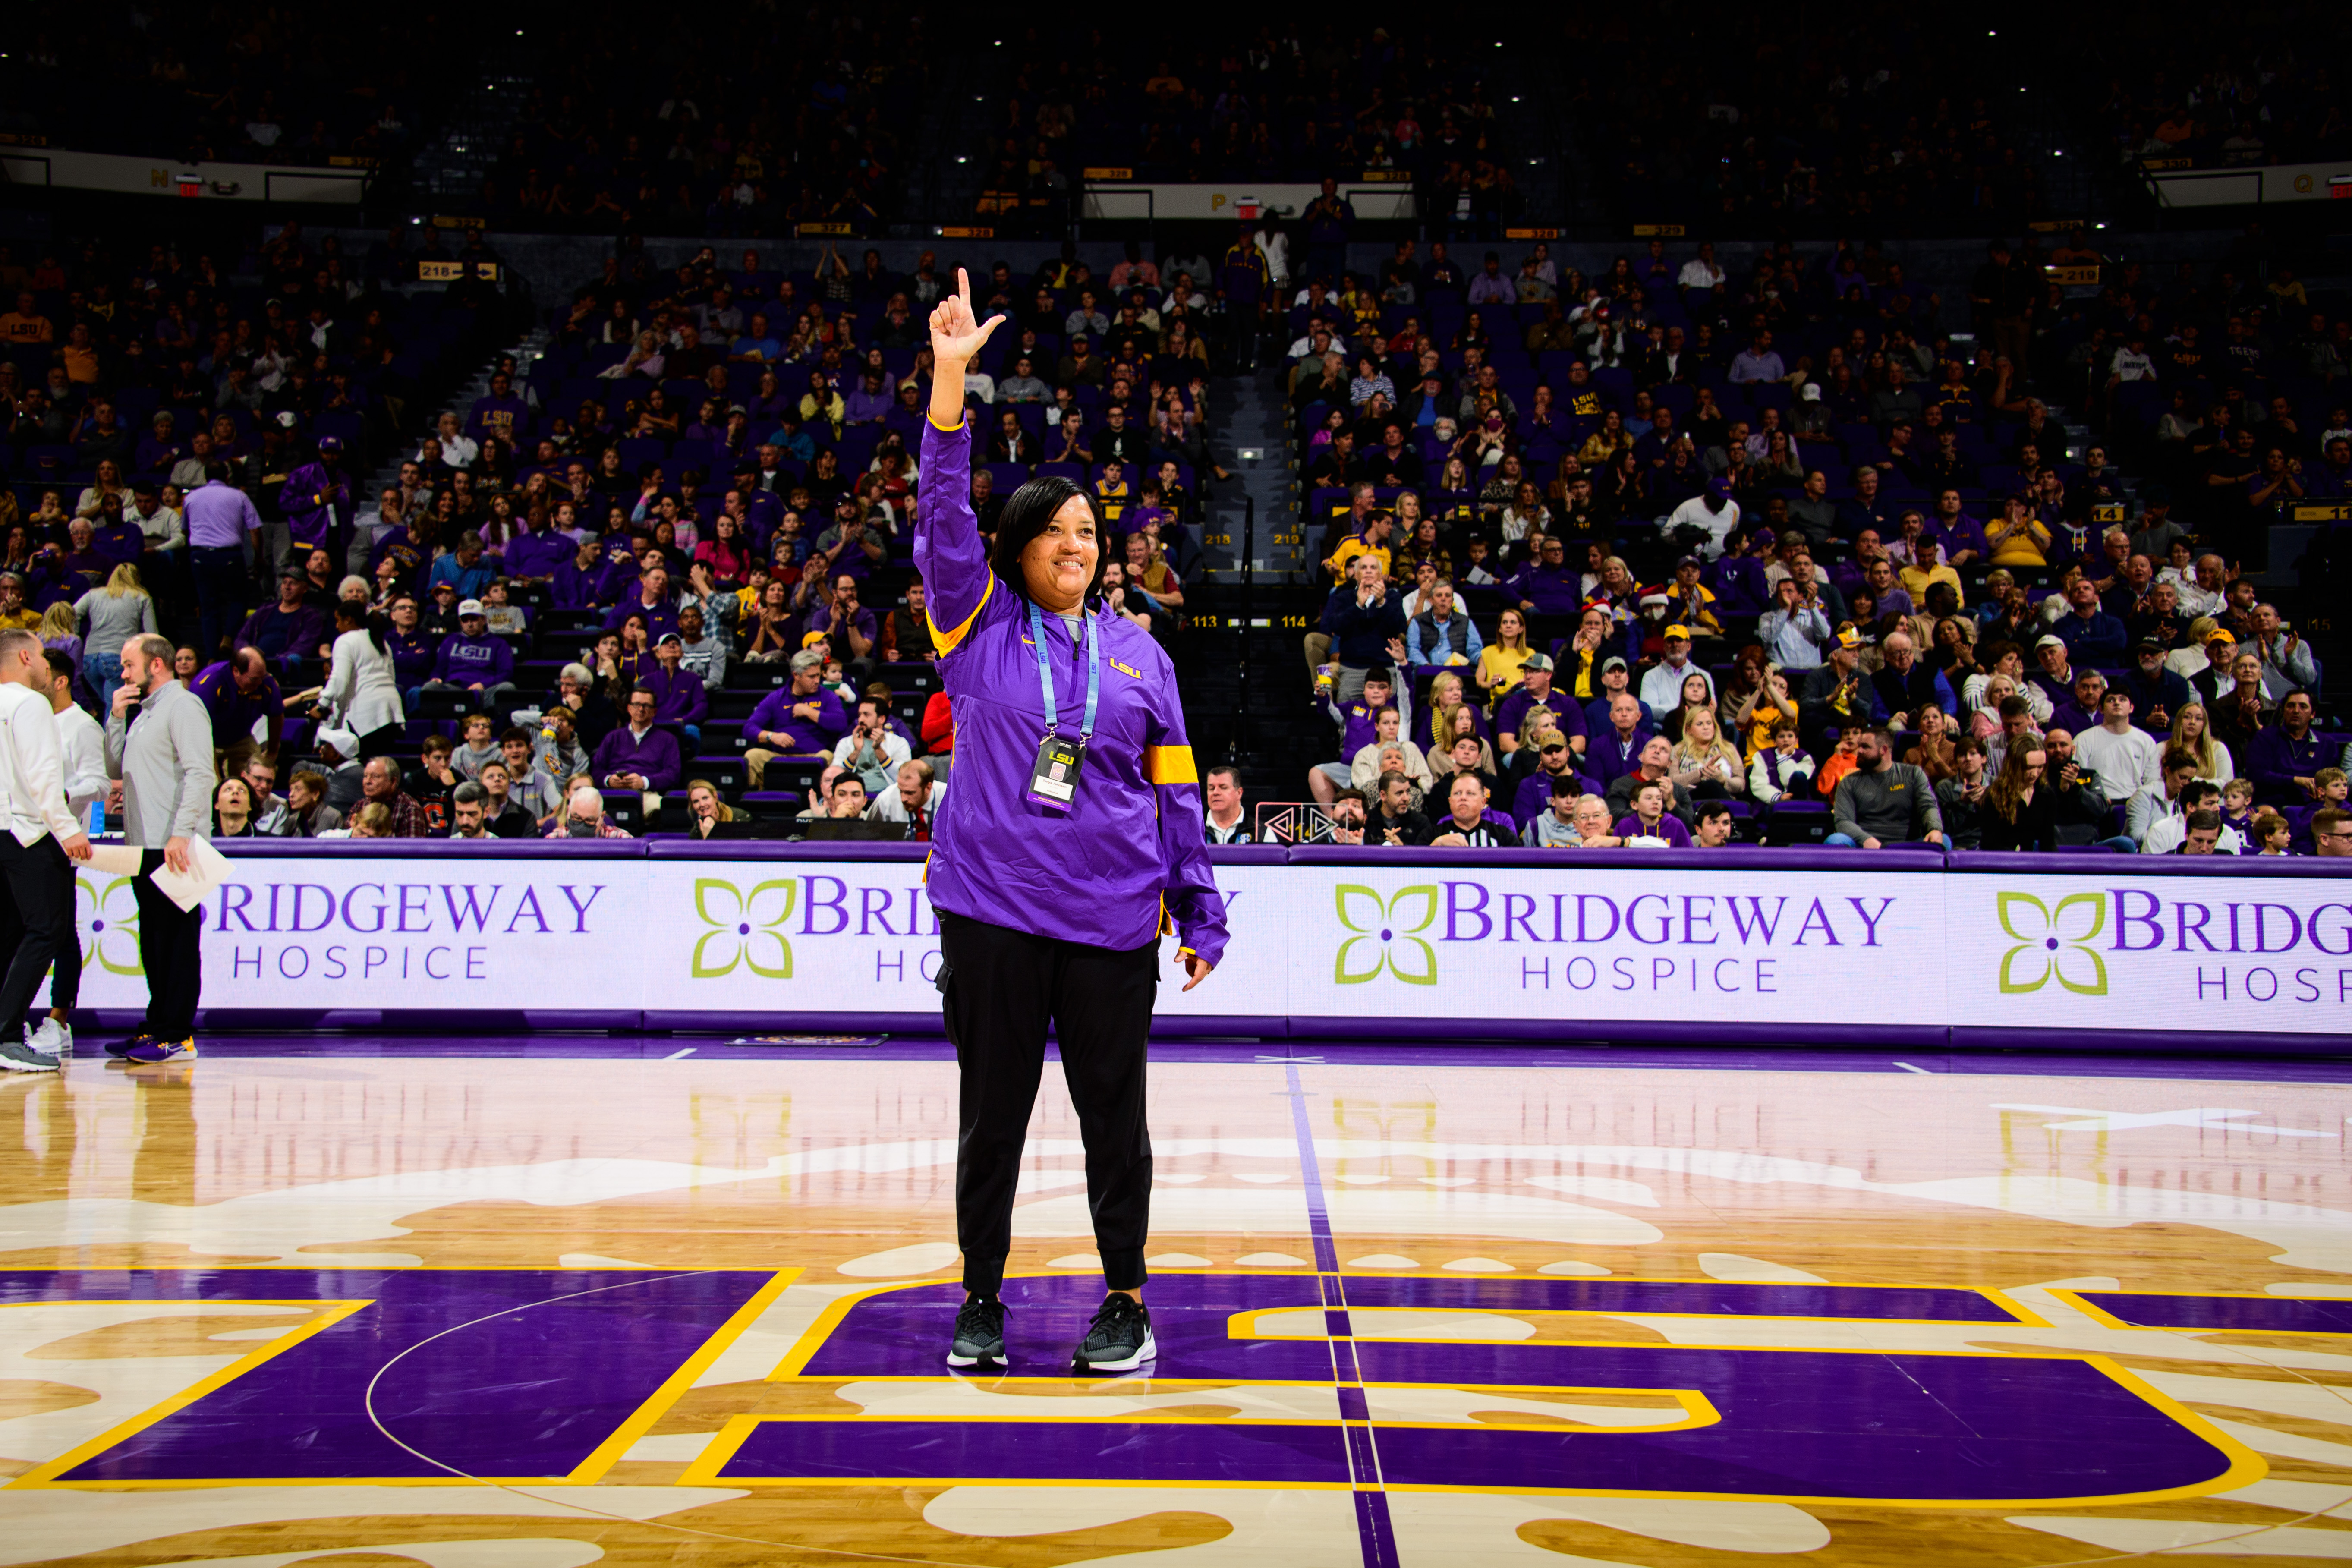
[0,293,51,346]
[1985,493,2051,569]
[1899,535,1965,608]
[1323,512,1395,582]
[1476,605,1535,708]
[1093,459,1131,525]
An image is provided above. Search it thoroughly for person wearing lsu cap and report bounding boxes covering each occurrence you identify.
[425,597,520,721]
[311,726,365,812]
[277,433,350,575]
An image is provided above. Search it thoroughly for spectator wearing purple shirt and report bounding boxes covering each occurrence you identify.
[183,467,261,660]
[844,372,895,425]
[428,598,521,720]
[1728,331,1786,384]
[2247,690,2328,808]
[592,686,684,812]
[384,593,436,692]
[236,569,332,683]
[743,647,848,787]
[1930,489,1990,567]
[1493,655,1587,758]
[1587,693,1657,790]
[277,436,351,559]
[90,504,145,569]
[604,564,681,643]
[806,573,879,679]
[1615,778,1695,846]
[466,373,532,447]
[640,633,708,753]
[1511,538,1585,616]
[1466,252,1516,306]
[499,516,574,580]
[190,649,286,753]
[550,535,612,610]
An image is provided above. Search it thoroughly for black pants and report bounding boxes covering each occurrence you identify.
[938,910,1159,1296]
[190,545,246,659]
[0,837,73,1032]
[133,850,202,1039]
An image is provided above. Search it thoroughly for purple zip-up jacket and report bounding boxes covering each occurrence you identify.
[916,414,1228,964]
[278,460,349,547]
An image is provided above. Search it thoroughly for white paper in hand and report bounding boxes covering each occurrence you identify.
[147,837,232,913]
[82,845,144,877]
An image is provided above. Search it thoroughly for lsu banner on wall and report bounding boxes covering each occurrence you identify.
[53,853,2352,1040]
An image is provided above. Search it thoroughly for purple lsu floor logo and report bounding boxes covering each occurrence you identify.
[7,1269,2269,1507]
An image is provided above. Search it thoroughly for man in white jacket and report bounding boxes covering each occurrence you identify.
[0,630,94,1072]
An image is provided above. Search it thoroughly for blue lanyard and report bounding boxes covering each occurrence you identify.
[1029,601,1100,743]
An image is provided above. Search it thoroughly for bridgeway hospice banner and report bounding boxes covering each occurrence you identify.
[52,852,2352,1042]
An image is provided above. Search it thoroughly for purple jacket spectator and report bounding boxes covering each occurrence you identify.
[550,552,610,610]
[278,459,349,547]
[236,601,330,666]
[500,526,573,579]
[640,661,708,727]
[388,627,435,687]
[92,518,145,567]
[604,593,680,643]
[467,389,532,446]
[1705,554,1769,615]
[2246,723,2330,808]
[189,660,285,749]
[591,722,682,793]
[1511,562,1584,615]
[1935,513,1990,560]
[433,630,516,686]
[1587,726,1656,789]
[743,686,847,754]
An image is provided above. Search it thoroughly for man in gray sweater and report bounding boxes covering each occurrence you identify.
[1828,727,1947,849]
[104,632,216,1063]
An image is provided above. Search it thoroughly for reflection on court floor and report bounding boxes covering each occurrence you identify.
[0,1046,2347,1565]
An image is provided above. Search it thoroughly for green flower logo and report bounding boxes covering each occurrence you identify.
[691,878,797,979]
[1997,891,2107,995]
[75,872,142,976]
[1334,884,1439,986]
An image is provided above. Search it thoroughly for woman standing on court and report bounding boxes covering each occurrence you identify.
[918,270,1225,1373]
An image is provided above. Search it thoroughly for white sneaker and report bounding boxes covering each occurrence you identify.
[28,1019,69,1060]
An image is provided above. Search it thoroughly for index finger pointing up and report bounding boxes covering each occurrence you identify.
[957,267,972,314]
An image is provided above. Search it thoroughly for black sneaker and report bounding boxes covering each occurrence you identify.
[1074,1291,1155,1372]
[946,1296,1005,1366]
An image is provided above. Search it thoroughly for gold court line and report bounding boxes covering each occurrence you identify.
[6,1300,375,1490]
[564,1266,801,1483]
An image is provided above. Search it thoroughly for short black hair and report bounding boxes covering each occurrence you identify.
[1697,800,1734,824]
[986,474,1108,607]
[2180,781,2222,810]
